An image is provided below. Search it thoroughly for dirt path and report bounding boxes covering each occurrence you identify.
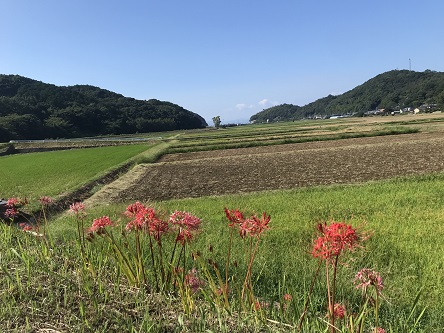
[84,132,444,205]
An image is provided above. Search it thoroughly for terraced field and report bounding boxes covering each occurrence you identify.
[89,131,444,203]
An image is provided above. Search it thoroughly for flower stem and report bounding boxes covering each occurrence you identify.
[330,255,340,333]
[298,259,322,330]
[225,228,233,300]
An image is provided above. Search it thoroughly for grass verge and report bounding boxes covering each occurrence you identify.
[1,173,440,332]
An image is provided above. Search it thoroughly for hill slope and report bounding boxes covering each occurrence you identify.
[0,75,207,141]
[250,70,444,122]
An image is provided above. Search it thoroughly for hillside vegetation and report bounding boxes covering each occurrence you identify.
[0,75,207,141]
[250,70,444,122]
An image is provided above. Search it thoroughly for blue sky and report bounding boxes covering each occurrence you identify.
[1,0,444,125]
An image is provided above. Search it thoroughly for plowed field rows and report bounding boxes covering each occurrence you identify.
[90,132,444,203]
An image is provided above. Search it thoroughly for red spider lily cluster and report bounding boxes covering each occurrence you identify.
[86,202,201,247]
[311,221,360,261]
[2,197,53,233]
[224,208,270,238]
[254,299,270,310]
[88,216,113,234]
[3,197,28,219]
[303,220,369,333]
[122,203,201,245]
[355,268,384,295]
[170,210,201,245]
[7,197,26,207]
[124,202,169,241]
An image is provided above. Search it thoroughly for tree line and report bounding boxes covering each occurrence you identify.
[0,75,207,141]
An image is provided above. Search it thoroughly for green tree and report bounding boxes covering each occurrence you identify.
[212,116,221,129]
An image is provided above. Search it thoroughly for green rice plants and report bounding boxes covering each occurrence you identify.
[0,144,151,200]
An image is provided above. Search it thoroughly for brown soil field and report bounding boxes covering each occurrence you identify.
[87,131,444,204]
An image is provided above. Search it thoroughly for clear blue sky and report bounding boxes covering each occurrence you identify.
[1,0,443,124]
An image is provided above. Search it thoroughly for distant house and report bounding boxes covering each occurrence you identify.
[413,104,438,114]
[364,109,385,116]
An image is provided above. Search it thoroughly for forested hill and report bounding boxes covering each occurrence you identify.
[0,75,207,141]
[250,70,444,123]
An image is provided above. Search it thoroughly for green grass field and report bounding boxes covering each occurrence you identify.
[160,174,444,330]
[2,174,442,332]
[0,144,152,200]
[166,119,421,153]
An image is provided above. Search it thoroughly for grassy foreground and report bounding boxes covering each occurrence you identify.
[2,173,443,332]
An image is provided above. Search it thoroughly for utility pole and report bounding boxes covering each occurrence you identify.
[409,58,411,71]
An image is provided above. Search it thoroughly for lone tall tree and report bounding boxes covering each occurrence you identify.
[212,116,221,129]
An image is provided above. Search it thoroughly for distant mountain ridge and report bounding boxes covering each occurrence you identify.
[250,70,444,123]
[0,75,207,141]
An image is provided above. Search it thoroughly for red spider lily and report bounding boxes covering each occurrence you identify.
[224,208,245,228]
[333,303,345,319]
[88,216,113,234]
[247,212,270,237]
[39,196,53,206]
[4,208,18,218]
[283,293,293,302]
[225,209,271,238]
[254,299,270,310]
[19,223,33,231]
[184,268,205,294]
[124,201,146,218]
[6,197,28,209]
[174,228,192,245]
[125,205,155,231]
[355,268,384,295]
[7,197,19,207]
[169,210,201,245]
[125,203,169,241]
[376,328,386,333]
[148,216,169,241]
[69,202,86,216]
[311,221,360,261]
[170,210,201,231]
[239,213,270,238]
